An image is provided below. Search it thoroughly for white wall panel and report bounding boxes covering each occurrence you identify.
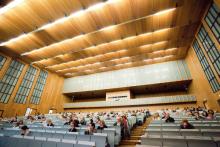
[63,60,191,93]
[64,95,196,108]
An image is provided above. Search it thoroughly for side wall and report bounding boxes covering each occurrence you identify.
[185,47,220,111]
[0,53,68,117]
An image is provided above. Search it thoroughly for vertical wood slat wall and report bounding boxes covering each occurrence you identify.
[0,52,66,117]
[195,1,220,86]
[186,0,220,110]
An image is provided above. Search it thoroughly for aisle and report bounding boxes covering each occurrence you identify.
[118,117,152,147]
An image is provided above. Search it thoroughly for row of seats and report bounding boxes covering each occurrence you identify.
[138,109,220,147]
[0,134,96,147]
[145,128,220,136]
[140,134,220,147]
[0,129,107,147]
[148,124,220,129]
[151,120,220,124]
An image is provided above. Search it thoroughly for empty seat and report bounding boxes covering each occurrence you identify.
[28,139,44,147]
[0,135,19,147]
[41,132,53,138]
[64,132,78,140]
[16,136,35,147]
[57,139,76,147]
[201,129,220,137]
[180,129,201,136]
[32,130,44,137]
[103,128,115,147]
[213,137,220,147]
[42,138,60,147]
[186,136,217,147]
[141,135,162,146]
[136,145,161,147]
[53,131,66,139]
[76,141,95,147]
[91,133,107,147]
[161,129,180,136]
[77,134,91,141]
[162,135,187,147]
[146,129,161,135]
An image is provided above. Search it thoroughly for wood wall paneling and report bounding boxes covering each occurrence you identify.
[0,53,66,117]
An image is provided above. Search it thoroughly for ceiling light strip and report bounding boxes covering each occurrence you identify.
[64,54,175,76]
[19,7,176,56]
[0,0,25,15]
[57,47,177,73]
[46,40,169,69]
[0,0,116,46]
[32,27,171,64]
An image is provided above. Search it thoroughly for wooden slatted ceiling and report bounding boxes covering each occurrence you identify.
[0,0,210,77]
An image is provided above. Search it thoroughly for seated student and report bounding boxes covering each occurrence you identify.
[85,123,97,135]
[206,112,214,120]
[208,109,215,115]
[97,120,108,130]
[96,117,101,124]
[73,118,80,127]
[68,121,77,132]
[114,117,122,126]
[46,119,55,127]
[164,113,175,123]
[153,113,161,120]
[161,111,167,119]
[201,111,208,119]
[194,112,204,120]
[145,109,151,117]
[73,119,79,127]
[105,114,111,120]
[20,125,31,136]
[89,119,95,126]
[10,117,17,123]
[79,117,86,125]
[13,119,24,128]
[180,119,194,129]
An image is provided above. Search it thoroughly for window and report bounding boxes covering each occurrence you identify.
[0,55,6,69]
[192,39,220,92]
[197,25,220,76]
[0,60,24,103]
[205,3,220,43]
[14,66,37,104]
[30,70,48,105]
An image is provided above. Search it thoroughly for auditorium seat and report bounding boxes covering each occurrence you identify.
[64,132,78,140]
[201,129,220,136]
[161,129,180,136]
[141,135,162,146]
[42,138,60,147]
[91,133,107,147]
[186,136,217,147]
[53,131,66,138]
[136,145,161,147]
[76,141,95,147]
[162,135,187,147]
[103,128,115,147]
[180,129,201,136]
[57,139,76,147]
[213,137,220,147]
[77,134,91,141]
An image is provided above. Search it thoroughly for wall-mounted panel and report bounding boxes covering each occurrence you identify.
[63,60,191,93]
[64,95,196,108]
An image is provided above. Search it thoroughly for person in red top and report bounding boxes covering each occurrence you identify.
[122,115,130,139]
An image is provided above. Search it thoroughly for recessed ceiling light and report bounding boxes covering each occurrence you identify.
[154,8,176,16]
